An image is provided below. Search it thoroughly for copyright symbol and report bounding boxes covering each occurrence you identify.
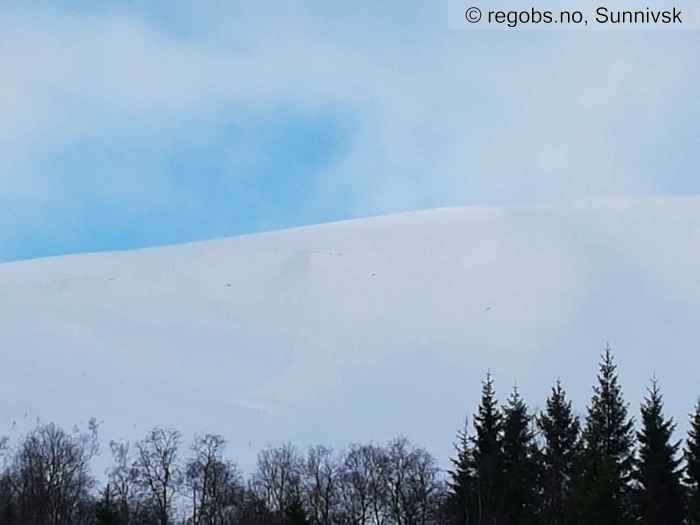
[465,6,482,23]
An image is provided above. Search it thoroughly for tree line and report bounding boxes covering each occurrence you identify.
[1,346,699,524]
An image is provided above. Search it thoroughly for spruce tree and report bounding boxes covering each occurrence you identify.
[538,380,582,525]
[576,346,635,525]
[285,494,309,525]
[95,484,120,525]
[448,417,476,524]
[685,401,700,524]
[635,378,684,525]
[501,387,540,524]
[471,372,504,524]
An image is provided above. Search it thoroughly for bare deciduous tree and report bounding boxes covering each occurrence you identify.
[364,444,391,525]
[339,444,374,525]
[134,427,182,525]
[385,438,442,525]
[186,433,243,525]
[303,445,342,525]
[8,421,97,525]
[253,443,303,517]
[0,418,448,525]
[107,439,144,523]
[337,443,391,525]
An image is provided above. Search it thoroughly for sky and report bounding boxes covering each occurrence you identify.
[1,0,699,262]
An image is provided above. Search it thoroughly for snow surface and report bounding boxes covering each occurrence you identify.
[1,199,700,474]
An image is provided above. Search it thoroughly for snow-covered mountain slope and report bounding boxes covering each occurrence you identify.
[2,199,700,472]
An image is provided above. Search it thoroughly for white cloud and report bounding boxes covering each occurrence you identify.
[2,3,697,216]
